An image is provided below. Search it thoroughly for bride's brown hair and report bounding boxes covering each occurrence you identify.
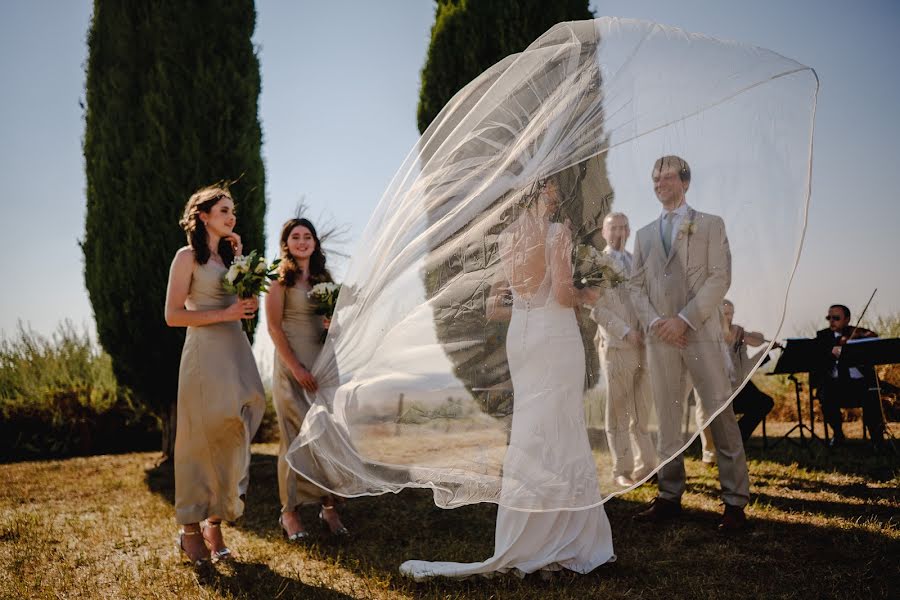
[179,184,236,266]
[278,218,333,287]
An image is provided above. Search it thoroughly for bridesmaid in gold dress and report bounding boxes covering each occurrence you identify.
[266,218,349,541]
[164,185,266,565]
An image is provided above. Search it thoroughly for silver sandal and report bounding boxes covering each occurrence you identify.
[202,520,233,562]
[176,528,210,567]
[279,514,310,542]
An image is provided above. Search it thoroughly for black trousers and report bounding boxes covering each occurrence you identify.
[732,380,775,442]
[819,376,884,440]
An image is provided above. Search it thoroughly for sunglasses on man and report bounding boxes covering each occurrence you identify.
[826,315,843,321]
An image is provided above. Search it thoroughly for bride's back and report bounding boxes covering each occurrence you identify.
[499,218,560,308]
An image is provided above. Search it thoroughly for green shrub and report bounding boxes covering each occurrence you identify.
[0,322,158,460]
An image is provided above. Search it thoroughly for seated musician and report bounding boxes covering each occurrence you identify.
[814,304,885,449]
[695,300,776,461]
[722,300,775,443]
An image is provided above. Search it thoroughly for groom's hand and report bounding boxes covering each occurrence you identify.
[654,318,688,349]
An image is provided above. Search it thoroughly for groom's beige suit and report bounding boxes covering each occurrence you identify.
[629,204,749,506]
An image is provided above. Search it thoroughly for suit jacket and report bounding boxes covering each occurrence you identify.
[813,325,878,386]
[591,248,640,350]
[629,206,731,340]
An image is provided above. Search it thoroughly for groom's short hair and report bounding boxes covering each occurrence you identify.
[653,155,691,183]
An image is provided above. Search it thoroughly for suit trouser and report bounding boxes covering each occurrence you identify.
[647,339,750,507]
[695,397,717,460]
[733,381,775,442]
[697,379,775,453]
[600,344,657,478]
[820,377,885,439]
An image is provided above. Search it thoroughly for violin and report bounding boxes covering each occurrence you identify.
[832,288,878,360]
[837,325,877,346]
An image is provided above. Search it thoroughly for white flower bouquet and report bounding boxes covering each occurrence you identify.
[308,282,341,317]
[308,282,341,342]
[572,244,625,289]
[222,250,280,332]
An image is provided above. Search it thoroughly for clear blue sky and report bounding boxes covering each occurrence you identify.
[1,0,898,343]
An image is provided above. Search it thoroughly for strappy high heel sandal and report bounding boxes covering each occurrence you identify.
[202,520,233,563]
[318,504,349,537]
[176,528,210,567]
[279,513,310,542]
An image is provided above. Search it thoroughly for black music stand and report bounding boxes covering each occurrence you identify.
[839,337,900,366]
[769,338,824,448]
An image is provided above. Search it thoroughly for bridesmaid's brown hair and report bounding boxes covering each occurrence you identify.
[278,218,333,287]
[179,184,236,266]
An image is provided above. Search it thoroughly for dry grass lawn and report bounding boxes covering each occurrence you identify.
[1,424,898,599]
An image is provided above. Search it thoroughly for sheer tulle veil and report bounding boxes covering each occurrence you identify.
[285,17,818,512]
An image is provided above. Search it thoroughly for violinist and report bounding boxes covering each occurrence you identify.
[722,300,776,444]
[695,299,778,462]
[814,304,885,449]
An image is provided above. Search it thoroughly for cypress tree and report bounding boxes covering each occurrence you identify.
[417,0,593,133]
[82,0,265,456]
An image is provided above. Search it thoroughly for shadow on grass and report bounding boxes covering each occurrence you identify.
[748,436,899,481]
[144,448,898,598]
[144,452,283,535]
[196,560,356,600]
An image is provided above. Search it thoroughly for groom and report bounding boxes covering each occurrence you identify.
[629,155,750,532]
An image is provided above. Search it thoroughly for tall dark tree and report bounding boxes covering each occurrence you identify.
[82,0,266,457]
[417,0,593,133]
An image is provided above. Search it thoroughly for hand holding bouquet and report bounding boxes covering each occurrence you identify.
[222,250,281,333]
[572,244,625,290]
[308,282,342,342]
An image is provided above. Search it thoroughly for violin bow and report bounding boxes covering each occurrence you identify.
[847,288,878,342]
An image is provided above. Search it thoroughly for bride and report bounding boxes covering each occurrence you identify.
[399,177,615,580]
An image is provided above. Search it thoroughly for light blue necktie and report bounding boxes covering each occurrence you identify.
[661,213,674,256]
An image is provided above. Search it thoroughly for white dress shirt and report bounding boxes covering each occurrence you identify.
[605,246,632,337]
[832,330,864,379]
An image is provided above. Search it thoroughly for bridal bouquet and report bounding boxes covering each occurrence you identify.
[308,282,342,342]
[222,250,280,332]
[572,244,625,289]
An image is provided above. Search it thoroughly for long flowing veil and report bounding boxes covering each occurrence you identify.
[286,17,818,511]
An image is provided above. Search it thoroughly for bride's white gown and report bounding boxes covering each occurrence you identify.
[400,222,615,580]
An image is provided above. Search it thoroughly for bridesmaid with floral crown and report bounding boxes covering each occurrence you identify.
[164,184,266,565]
[266,217,349,541]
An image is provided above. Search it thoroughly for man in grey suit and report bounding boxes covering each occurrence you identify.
[591,213,657,488]
[629,155,750,532]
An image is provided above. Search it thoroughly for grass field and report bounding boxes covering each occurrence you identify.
[1,424,897,600]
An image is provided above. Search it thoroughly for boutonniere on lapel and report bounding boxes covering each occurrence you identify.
[677,220,696,240]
